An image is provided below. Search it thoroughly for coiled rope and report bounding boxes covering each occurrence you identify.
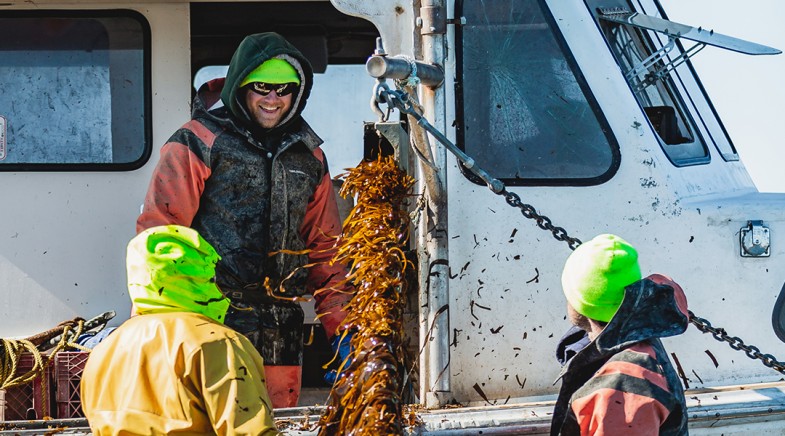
[1,319,90,419]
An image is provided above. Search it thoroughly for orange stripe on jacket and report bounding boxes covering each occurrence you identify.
[136,122,214,232]
[572,388,669,436]
[594,344,670,392]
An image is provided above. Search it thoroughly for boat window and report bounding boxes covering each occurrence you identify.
[601,22,708,164]
[587,2,780,165]
[456,0,619,186]
[598,16,707,164]
[0,11,151,170]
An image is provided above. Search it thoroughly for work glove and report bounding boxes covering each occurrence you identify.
[324,330,355,385]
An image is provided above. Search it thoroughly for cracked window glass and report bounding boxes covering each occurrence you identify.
[0,13,149,169]
[458,0,616,184]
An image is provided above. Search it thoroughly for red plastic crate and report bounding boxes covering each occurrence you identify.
[54,351,89,419]
[0,353,52,421]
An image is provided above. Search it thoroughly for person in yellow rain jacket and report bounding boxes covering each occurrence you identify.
[81,225,281,435]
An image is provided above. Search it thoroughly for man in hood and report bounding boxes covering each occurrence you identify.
[81,225,280,435]
[551,234,689,435]
[136,32,352,407]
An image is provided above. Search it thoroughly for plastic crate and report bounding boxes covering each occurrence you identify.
[54,351,89,419]
[0,353,52,421]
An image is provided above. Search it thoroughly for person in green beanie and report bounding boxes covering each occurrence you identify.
[80,225,281,435]
[550,234,690,436]
[136,32,353,407]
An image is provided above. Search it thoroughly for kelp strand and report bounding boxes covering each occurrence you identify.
[317,156,415,436]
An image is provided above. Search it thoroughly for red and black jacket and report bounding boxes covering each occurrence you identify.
[137,33,350,337]
[551,274,690,435]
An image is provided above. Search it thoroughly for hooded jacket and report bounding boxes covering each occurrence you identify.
[137,33,349,336]
[551,274,690,436]
[81,313,281,436]
[81,227,279,435]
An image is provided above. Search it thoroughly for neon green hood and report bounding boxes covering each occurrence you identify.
[127,225,230,323]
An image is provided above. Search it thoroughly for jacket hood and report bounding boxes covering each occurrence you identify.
[556,274,689,376]
[220,32,313,132]
[127,225,230,324]
[595,273,689,353]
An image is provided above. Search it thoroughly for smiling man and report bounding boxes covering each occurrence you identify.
[137,32,352,408]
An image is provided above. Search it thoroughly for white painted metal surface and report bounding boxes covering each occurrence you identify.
[0,2,191,338]
[438,0,785,405]
[2,0,785,433]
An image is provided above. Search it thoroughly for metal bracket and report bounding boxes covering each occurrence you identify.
[740,220,771,257]
[420,5,447,35]
[366,38,445,89]
[364,121,410,166]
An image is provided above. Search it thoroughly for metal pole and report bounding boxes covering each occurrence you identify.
[366,55,444,88]
[417,0,451,408]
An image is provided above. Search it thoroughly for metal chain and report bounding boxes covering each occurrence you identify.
[373,83,785,375]
[501,189,582,250]
[688,311,785,375]
[502,177,785,373]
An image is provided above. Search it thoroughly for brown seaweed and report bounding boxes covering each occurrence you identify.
[317,156,415,436]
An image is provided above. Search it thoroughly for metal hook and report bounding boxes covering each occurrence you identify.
[371,79,388,122]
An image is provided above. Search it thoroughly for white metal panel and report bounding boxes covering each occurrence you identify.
[444,0,785,405]
[0,3,191,337]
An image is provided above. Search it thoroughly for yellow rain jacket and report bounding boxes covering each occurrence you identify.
[81,311,280,435]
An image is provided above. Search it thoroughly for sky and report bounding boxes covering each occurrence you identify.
[659,0,785,192]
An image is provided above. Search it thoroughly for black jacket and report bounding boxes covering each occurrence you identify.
[551,275,690,435]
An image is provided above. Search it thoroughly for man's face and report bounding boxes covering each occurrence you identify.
[244,85,294,129]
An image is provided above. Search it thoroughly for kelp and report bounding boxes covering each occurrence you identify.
[317,155,415,436]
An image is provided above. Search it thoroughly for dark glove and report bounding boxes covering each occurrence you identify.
[324,331,354,385]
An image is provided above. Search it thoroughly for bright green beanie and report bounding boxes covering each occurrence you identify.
[240,58,301,87]
[561,234,642,323]
[127,225,230,324]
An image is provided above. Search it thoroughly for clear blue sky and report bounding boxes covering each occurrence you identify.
[659,0,785,192]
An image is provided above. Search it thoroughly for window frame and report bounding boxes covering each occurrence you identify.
[0,9,152,171]
[586,0,748,166]
[455,0,621,187]
[652,1,739,162]
[598,18,710,166]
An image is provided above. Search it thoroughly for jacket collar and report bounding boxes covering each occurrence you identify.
[555,275,689,381]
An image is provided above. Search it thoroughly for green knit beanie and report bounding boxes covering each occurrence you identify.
[561,234,642,323]
[240,58,301,87]
[127,225,230,324]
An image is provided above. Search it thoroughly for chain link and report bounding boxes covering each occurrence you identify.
[374,84,785,376]
[501,189,582,250]
[688,311,785,375]
[500,186,785,373]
